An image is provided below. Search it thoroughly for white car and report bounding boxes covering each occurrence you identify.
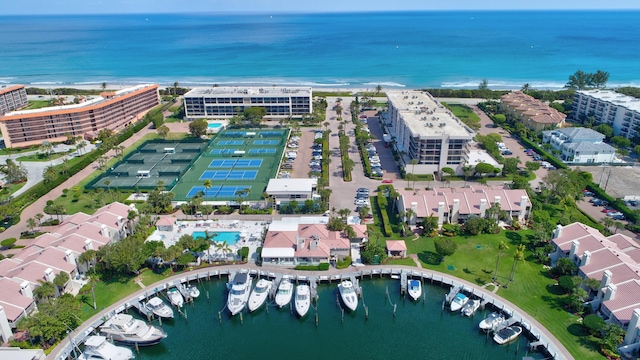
[354,199,370,206]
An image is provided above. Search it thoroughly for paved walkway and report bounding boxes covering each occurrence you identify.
[46,263,574,360]
[1,123,155,244]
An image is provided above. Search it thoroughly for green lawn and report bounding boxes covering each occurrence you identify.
[0,145,40,156]
[385,258,416,267]
[79,268,173,320]
[16,152,69,162]
[442,102,481,130]
[0,181,26,196]
[25,100,51,110]
[50,189,131,215]
[406,232,602,360]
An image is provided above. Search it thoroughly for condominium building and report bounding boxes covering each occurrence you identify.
[541,127,616,164]
[0,85,28,115]
[386,90,475,176]
[0,84,159,148]
[501,91,566,131]
[183,86,312,120]
[572,90,640,140]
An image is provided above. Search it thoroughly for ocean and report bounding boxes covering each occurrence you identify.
[1,11,639,89]
[126,278,544,360]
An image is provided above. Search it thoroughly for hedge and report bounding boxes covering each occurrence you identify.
[519,136,567,170]
[295,263,330,271]
[376,195,392,236]
[1,102,169,225]
[321,131,330,184]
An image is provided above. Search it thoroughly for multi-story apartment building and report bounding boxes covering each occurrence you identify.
[183,86,312,120]
[541,127,616,164]
[572,90,640,140]
[0,84,159,148]
[386,90,475,175]
[501,91,566,131]
[0,85,28,115]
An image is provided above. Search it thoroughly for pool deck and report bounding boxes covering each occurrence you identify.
[148,220,267,259]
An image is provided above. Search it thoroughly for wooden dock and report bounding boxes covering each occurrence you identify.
[400,271,407,296]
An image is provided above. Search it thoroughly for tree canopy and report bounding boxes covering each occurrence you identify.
[188,119,208,137]
[434,237,457,262]
[565,69,610,90]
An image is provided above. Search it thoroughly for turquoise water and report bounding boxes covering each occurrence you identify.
[1,11,639,88]
[192,231,240,245]
[133,278,545,359]
[208,123,222,129]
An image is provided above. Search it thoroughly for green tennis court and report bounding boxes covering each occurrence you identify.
[86,139,208,190]
[171,128,288,201]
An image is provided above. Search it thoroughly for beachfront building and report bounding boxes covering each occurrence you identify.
[549,222,640,350]
[183,86,312,121]
[385,90,475,176]
[0,84,159,148]
[395,185,530,227]
[262,218,367,266]
[0,202,136,340]
[572,90,640,141]
[541,127,616,164]
[500,91,566,132]
[0,85,28,115]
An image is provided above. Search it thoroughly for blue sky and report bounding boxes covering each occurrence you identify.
[3,0,640,15]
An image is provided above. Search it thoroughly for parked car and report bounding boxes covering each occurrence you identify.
[612,214,626,220]
[357,188,370,193]
[607,212,624,217]
[602,207,617,213]
[281,164,293,169]
[382,179,393,183]
[582,190,595,196]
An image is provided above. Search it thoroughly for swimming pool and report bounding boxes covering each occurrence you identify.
[208,123,222,129]
[192,231,240,245]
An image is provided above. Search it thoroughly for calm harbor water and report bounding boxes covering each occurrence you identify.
[131,278,544,360]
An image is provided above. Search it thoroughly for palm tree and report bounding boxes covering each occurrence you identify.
[203,179,212,197]
[34,281,56,303]
[323,121,330,131]
[492,241,509,282]
[375,85,382,94]
[508,244,526,284]
[520,83,530,93]
[405,208,416,225]
[53,271,70,294]
[78,249,97,273]
[173,81,179,96]
[602,217,615,232]
[35,213,44,228]
[101,82,107,91]
[26,218,37,234]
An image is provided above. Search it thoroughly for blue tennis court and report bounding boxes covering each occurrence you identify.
[218,140,244,146]
[249,148,276,154]
[187,185,253,198]
[253,140,279,145]
[260,131,284,136]
[199,170,258,180]
[209,159,263,168]
[210,149,237,155]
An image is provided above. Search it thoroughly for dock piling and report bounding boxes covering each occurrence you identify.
[135,342,139,354]
[218,311,221,323]
[240,312,243,325]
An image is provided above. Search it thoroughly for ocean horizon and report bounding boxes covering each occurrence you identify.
[1,10,639,90]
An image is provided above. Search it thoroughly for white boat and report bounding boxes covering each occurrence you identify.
[100,313,167,346]
[450,293,469,312]
[493,325,523,345]
[187,284,200,298]
[479,312,505,331]
[227,272,252,316]
[338,280,358,311]
[275,278,294,308]
[145,297,174,319]
[407,279,422,301]
[461,299,480,317]
[82,335,134,360]
[295,284,311,317]
[248,279,272,312]
[167,288,184,308]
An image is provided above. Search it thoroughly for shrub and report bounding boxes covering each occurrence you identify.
[558,275,582,293]
[375,195,392,236]
[337,256,352,269]
[0,238,16,248]
[237,247,249,260]
[583,314,606,336]
[295,263,330,271]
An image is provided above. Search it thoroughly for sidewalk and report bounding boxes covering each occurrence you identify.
[47,263,574,360]
[1,123,155,244]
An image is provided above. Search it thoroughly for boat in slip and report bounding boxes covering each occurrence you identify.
[167,288,184,308]
[450,292,469,312]
[145,297,174,319]
[82,335,134,360]
[187,284,200,298]
[227,272,252,316]
[275,277,294,308]
[479,312,505,332]
[493,325,523,345]
[461,299,480,317]
[295,284,311,317]
[338,280,358,311]
[407,279,422,301]
[248,279,272,312]
[100,313,167,346]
